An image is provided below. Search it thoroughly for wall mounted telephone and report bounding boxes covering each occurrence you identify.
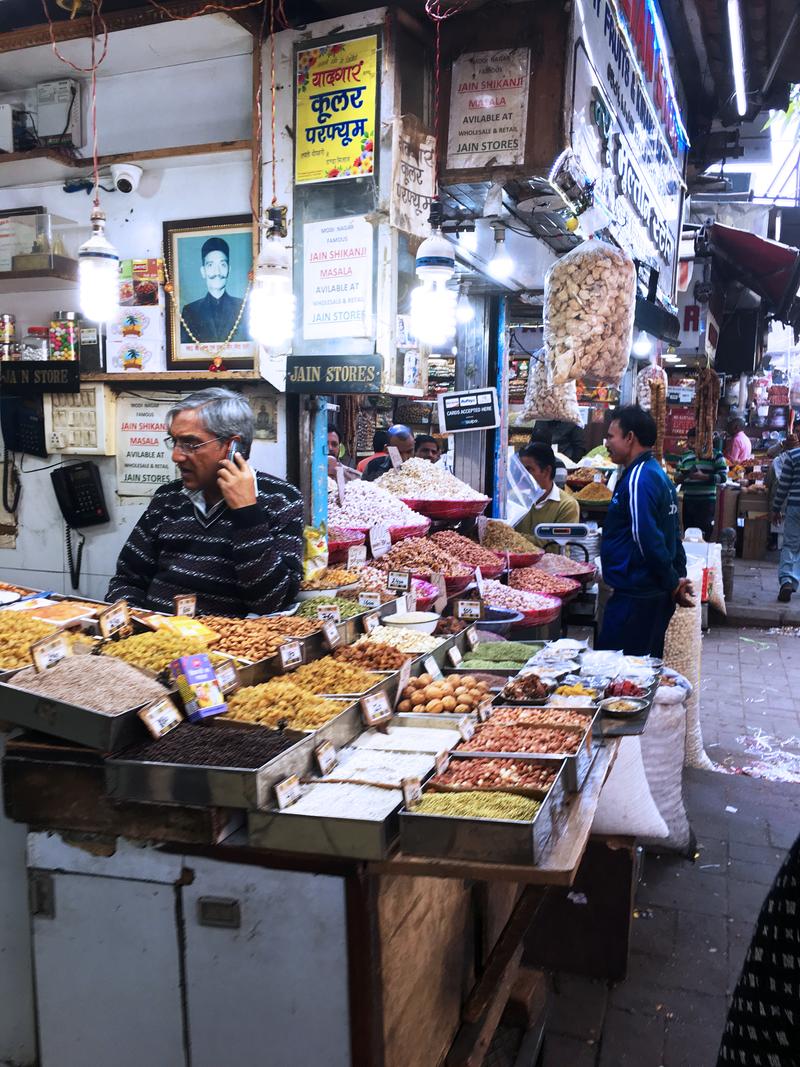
[51,461,109,591]
[0,395,47,459]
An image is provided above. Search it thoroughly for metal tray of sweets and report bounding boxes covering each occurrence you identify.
[594,681,658,738]
[398,758,570,866]
[453,714,598,792]
[489,703,597,735]
[104,727,316,811]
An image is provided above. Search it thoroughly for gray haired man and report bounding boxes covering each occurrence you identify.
[107,387,303,616]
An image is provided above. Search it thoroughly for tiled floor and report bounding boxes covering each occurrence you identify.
[724,555,800,626]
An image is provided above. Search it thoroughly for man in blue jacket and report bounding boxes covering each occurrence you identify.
[599,405,693,657]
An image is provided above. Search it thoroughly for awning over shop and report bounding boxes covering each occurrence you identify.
[698,222,800,322]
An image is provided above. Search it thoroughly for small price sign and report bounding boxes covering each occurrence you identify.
[173,594,196,617]
[316,605,341,623]
[458,716,475,741]
[455,599,483,621]
[394,659,413,707]
[474,567,486,598]
[278,640,303,670]
[358,591,382,609]
[405,591,417,614]
[401,776,422,807]
[360,689,393,727]
[98,599,130,638]
[386,569,412,592]
[336,464,347,506]
[448,646,463,667]
[315,741,338,776]
[214,659,240,694]
[30,632,72,673]
[274,774,302,809]
[435,750,450,776]
[465,626,479,650]
[369,524,392,559]
[387,445,403,469]
[477,701,492,723]
[362,611,381,634]
[423,655,443,681]
[431,572,448,613]
[321,620,341,650]
[138,696,183,739]
[347,544,368,570]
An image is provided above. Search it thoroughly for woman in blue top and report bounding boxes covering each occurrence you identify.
[598,405,694,657]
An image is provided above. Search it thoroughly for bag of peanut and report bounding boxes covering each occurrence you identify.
[517,350,581,424]
[543,238,636,385]
[636,363,668,410]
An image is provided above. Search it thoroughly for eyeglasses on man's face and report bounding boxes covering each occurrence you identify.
[165,435,226,454]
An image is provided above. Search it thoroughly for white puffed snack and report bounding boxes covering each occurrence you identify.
[328,479,427,530]
[543,239,636,385]
[518,351,581,424]
[375,458,488,502]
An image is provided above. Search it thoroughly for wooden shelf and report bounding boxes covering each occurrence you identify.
[0,140,251,189]
[82,370,261,383]
[0,264,78,292]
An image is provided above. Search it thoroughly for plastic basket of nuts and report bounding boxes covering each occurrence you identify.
[389,519,431,543]
[399,498,490,521]
[490,549,545,569]
[327,528,366,563]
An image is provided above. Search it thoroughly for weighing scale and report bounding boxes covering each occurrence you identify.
[533,522,601,635]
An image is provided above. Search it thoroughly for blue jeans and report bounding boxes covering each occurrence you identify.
[779,506,800,591]
[597,591,676,658]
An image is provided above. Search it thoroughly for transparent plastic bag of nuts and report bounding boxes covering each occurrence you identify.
[636,363,668,411]
[543,238,636,385]
[517,350,581,424]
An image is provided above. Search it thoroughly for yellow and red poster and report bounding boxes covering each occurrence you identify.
[295,35,377,185]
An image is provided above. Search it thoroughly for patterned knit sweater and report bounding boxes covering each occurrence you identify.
[107,473,303,616]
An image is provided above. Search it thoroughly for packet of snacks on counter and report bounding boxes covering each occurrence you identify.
[139,614,219,643]
[303,524,328,581]
[169,653,227,721]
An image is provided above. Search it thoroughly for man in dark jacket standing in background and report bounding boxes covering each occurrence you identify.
[598,406,693,657]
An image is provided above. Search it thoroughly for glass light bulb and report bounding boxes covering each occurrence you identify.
[78,210,118,324]
[410,279,456,346]
[632,330,653,357]
[488,242,513,281]
[456,289,475,324]
[249,236,294,350]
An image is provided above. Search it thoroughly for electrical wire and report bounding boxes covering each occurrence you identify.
[145,0,265,20]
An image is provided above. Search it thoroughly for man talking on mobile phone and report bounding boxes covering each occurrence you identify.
[108,388,303,616]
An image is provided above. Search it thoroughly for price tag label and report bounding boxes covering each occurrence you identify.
[138,696,183,739]
[448,646,463,667]
[173,594,196,617]
[336,465,347,506]
[274,774,302,809]
[316,605,341,623]
[477,701,492,723]
[362,611,381,634]
[423,655,443,681]
[321,620,341,650]
[401,776,423,807]
[474,567,485,598]
[30,632,72,673]
[476,515,489,543]
[593,472,602,483]
[347,544,368,570]
[435,750,450,776]
[394,659,413,707]
[369,525,392,559]
[465,626,479,650]
[432,571,448,614]
[753,465,762,473]
[358,591,382,609]
[98,599,130,638]
[214,659,240,694]
[387,445,403,469]
[386,569,412,592]
[458,716,475,741]
[455,599,483,621]
[278,640,303,670]
[315,740,338,776]
[360,689,393,727]
[405,591,417,614]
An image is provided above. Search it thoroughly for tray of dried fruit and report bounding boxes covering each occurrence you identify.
[494,671,557,706]
[105,721,316,810]
[399,754,570,865]
[247,747,438,860]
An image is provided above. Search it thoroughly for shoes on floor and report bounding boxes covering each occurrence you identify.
[778,584,793,603]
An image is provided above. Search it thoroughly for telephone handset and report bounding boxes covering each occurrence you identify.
[51,461,110,528]
[226,439,240,463]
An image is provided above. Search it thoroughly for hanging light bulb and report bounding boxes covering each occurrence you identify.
[488,225,513,281]
[249,208,294,350]
[455,279,475,325]
[78,206,119,323]
[410,205,457,346]
[632,330,653,357]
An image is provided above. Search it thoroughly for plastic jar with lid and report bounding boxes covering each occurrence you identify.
[19,326,49,361]
[49,311,80,361]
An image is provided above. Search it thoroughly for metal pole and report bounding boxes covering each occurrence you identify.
[310,396,329,529]
[492,296,509,519]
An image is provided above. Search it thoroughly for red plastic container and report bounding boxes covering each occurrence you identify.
[399,497,489,521]
[389,519,431,543]
[490,549,545,569]
[327,528,366,563]
[413,572,474,598]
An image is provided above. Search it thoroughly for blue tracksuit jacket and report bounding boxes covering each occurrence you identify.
[601,451,687,598]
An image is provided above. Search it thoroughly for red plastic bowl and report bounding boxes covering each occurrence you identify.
[389,519,431,543]
[412,572,474,598]
[533,558,597,585]
[491,549,545,569]
[477,561,505,580]
[327,528,366,563]
[399,497,489,521]
[510,599,563,628]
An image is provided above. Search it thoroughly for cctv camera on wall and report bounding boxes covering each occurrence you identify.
[110,163,143,193]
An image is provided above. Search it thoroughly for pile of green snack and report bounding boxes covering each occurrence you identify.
[296,596,365,620]
[411,791,541,821]
[460,641,541,670]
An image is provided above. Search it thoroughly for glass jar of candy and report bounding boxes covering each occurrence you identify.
[49,311,79,361]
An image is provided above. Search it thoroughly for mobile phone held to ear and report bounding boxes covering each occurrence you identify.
[227,440,240,463]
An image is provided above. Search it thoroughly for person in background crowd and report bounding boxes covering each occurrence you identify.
[598,405,693,657]
[327,426,359,482]
[414,434,440,462]
[516,442,580,547]
[766,434,798,549]
[356,429,389,474]
[362,425,414,481]
[530,419,587,463]
[724,416,753,463]
[674,427,727,540]
[771,438,800,602]
[108,388,302,616]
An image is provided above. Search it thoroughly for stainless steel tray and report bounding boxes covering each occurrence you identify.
[247,793,403,860]
[104,727,316,810]
[399,759,569,865]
